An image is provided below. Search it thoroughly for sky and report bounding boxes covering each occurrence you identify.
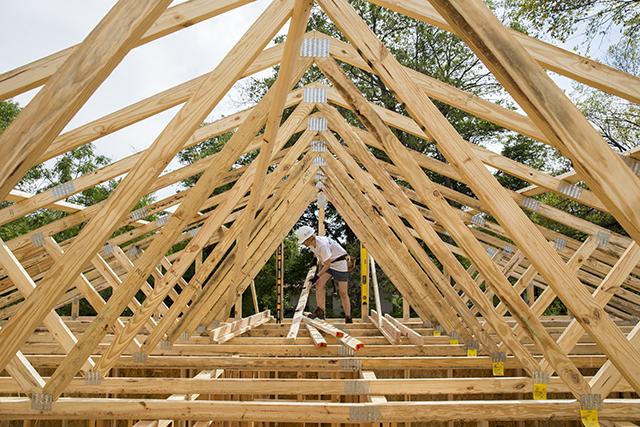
[0,0,287,201]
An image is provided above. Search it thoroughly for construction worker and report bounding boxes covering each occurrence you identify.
[295,225,352,323]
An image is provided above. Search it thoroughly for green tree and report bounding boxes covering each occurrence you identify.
[501,0,640,48]
[0,100,21,133]
[495,135,570,191]
[574,41,640,152]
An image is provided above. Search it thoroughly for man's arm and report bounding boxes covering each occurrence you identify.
[318,258,333,276]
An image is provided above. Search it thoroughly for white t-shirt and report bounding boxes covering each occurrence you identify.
[311,236,348,272]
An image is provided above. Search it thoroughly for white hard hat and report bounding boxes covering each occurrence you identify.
[295,225,315,245]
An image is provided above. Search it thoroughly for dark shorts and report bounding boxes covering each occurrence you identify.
[327,268,349,282]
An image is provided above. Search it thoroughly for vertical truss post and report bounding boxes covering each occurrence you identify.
[317,192,327,236]
[360,242,369,321]
[276,242,285,323]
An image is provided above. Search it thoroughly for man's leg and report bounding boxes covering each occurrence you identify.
[315,272,331,312]
[338,280,351,317]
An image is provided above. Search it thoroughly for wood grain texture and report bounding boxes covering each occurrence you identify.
[0,0,171,199]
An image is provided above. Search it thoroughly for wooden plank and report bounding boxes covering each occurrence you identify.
[3,351,45,394]
[0,397,638,422]
[499,237,599,347]
[325,90,628,247]
[22,353,612,371]
[385,315,424,346]
[192,164,320,332]
[249,280,259,315]
[321,162,471,343]
[0,239,95,372]
[304,318,364,352]
[542,242,640,374]
[0,88,300,228]
[0,0,171,199]
[162,160,318,343]
[320,130,483,345]
[138,112,314,353]
[429,0,640,244]
[316,0,640,394]
[30,0,296,399]
[305,324,327,348]
[134,369,224,427]
[287,268,318,340]
[369,310,401,345]
[210,311,272,344]
[187,183,319,339]
[95,126,309,370]
[42,238,142,351]
[161,153,317,338]
[321,80,550,370]
[133,368,224,427]
[324,83,633,251]
[591,322,640,396]
[236,0,313,264]
[6,189,86,214]
[368,0,640,104]
[324,35,588,387]
[39,49,291,165]
[302,317,345,339]
[321,130,497,349]
[0,0,255,100]
[89,252,160,333]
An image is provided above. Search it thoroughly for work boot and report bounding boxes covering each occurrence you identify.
[345,315,353,324]
[309,307,325,320]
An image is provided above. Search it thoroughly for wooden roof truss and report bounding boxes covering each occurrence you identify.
[0,0,639,424]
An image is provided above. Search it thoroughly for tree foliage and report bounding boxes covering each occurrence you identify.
[502,0,640,47]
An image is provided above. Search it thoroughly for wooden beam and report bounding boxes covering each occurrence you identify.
[428,0,640,244]
[385,315,424,346]
[367,0,640,104]
[591,323,640,396]
[320,74,555,374]
[0,375,631,397]
[499,238,599,347]
[249,280,260,315]
[542,242,640,374]
[321,160,471,342]
[2,351,45,395]
[0,397,638,422]
[192,164,320,333]
[370,310,401,345]
[210,311,272,344]
[305,324,327,348]
[163,160,318,342]
[96,125,313,373]
[0,239,95,372]
[22,353,612,371]
[320,129,485,346]
[133,368,224,427]
[42,238,143,352]
[0,0,255,100]
[324,89,628,248]
[26,0,296,399]
[139,121,314,353]
[287,268,317,340]
[0,0,171,199]
[236,0,313,265]
[317,0,640,394]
